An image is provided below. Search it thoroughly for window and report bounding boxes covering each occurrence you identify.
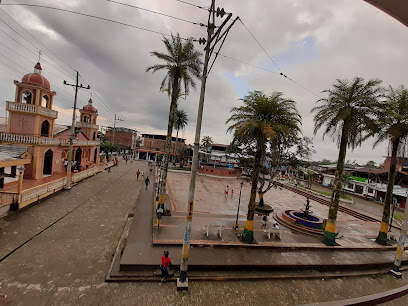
[41,120,50,137]
[347,183,354,189]
[367,187,374,194]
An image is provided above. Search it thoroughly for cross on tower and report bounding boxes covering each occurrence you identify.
[37,50,42,62]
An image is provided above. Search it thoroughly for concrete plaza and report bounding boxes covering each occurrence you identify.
[1,161,408,305]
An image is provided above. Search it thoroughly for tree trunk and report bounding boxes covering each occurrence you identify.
[242,146,262,243]
[157,76,179,215]
[174,129,179,164]
[323,122,349,246]
[376,137,399,245]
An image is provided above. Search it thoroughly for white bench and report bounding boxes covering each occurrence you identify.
[203,225,225,238]
[264,225,281,239]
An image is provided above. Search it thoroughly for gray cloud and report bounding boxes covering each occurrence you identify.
[0,0,406,165]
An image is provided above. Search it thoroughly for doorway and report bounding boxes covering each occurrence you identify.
[43,149,53,175]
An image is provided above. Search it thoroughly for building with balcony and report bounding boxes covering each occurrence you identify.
[0,62,100,182]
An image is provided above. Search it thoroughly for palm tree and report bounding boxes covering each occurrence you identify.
[372,86,408,245]
[201,136,213,152]
[227,91,301,243]
[146,34,203,215]
[312,77,382,246]
[173,109,188,163]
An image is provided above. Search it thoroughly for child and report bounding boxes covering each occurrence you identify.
[225,185,229,197]
[160,251,172,282]
[261,215,268,229]
[231,189,234,197]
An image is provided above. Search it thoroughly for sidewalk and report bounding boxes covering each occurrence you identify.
[1,163,109,193]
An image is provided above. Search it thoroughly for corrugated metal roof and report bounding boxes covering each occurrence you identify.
[0,144,28,162]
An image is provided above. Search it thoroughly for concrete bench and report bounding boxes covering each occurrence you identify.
[203,225,225,238]
[264,226,281,239]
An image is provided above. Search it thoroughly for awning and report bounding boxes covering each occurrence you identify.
[365,0,408,27]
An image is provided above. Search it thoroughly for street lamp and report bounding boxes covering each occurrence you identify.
[233,181,245,230]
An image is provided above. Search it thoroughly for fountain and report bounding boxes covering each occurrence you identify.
[276,198,326,236]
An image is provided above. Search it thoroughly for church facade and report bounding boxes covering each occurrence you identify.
[0,62,100,181]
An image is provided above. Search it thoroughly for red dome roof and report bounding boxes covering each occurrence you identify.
[83,98,97,113]
[22,62,50,90]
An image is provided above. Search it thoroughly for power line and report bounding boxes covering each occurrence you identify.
[0,8,76,76]
[0,10,76,79]
[238,18,321,98]
[215,52,279,74]
[0,23,76,82]
[0,9,114,117]
[216,52,321,98]
[107,0,207,27]
[174,0,208,10]
[238,18,281,73]
[0,4,176,38]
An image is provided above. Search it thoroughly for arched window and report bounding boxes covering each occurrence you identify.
[93,131,96,140]
[42,95,49,108]
[21,90,32,104]
[83,116,89,123]
[41,120,50,137]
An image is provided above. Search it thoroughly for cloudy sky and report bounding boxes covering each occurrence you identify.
[0,0,407,165]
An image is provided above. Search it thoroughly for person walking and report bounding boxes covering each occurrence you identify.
[224,185,229,198]
[142,170,145,179]
[231,189,234,197]
[136,170,140,180]
[160,251,172,282]
[145,176,150,190]
[261,215,268,229]
[149,166,153,174]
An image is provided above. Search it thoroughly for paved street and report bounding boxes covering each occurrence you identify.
[1,161,408,305]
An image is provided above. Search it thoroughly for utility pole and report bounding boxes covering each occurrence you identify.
[64,71,90,189]
[177,0,239,290]
[112,113,124,145]
[390,191,408,278]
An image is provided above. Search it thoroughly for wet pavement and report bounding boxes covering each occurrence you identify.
[1,162,408,305]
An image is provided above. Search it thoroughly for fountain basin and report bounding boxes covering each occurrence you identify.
[285,210,324,229]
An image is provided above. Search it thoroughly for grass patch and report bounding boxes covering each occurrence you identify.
[169,166,191,171]
[296,183,352,201]
[393,211,404,220]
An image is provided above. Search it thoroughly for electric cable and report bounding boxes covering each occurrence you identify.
[0,7,76,76]
[174,0,208,10]
[107,0,207,27]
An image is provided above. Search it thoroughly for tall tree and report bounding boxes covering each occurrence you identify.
[146,34,203,215]
[372,86,408,245]
[173,109,188,163]
[227,91,301,243]
[312,77,382,245]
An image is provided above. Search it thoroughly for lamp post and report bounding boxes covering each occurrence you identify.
[233,181,244,230]
[390,190,408,277]
[17,166,25,203]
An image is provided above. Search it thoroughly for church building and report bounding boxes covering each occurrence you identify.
[0,62,100,182]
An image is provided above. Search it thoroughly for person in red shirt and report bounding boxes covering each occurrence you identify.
[160,251,172,282]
